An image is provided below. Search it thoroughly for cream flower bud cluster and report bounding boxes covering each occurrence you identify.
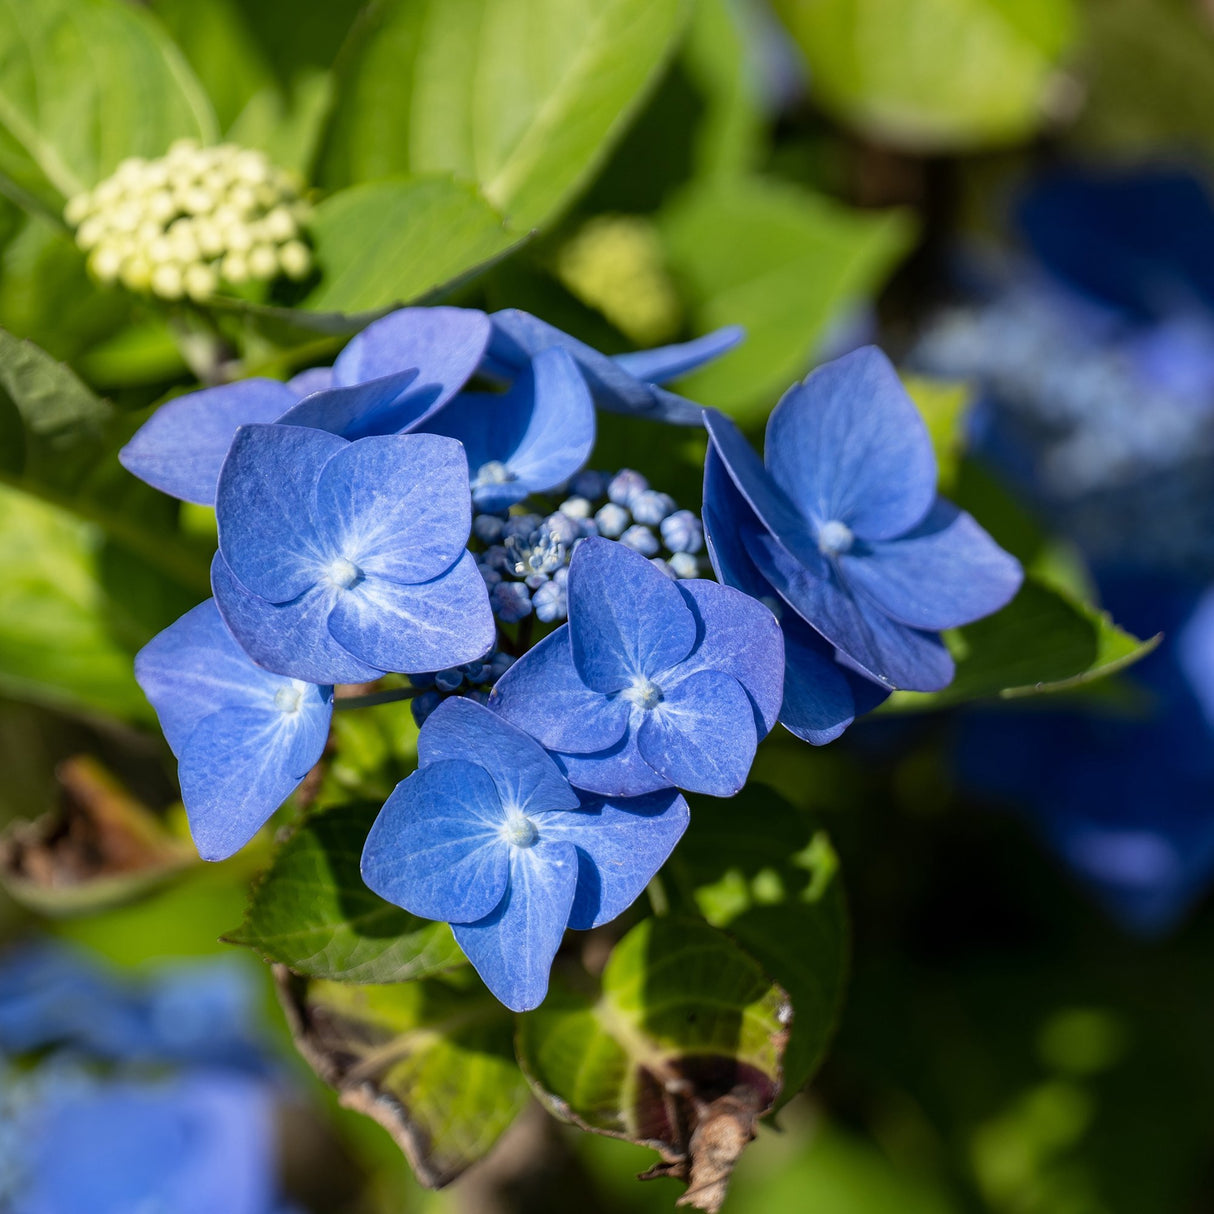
[64,139,313,301]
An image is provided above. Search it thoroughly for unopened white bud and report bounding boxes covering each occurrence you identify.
[88,243,124,283]
[120,255,153,292]
[63,193,93,226]
[183,262,219,300]
[150,262,184,300]
[262,206,297,243]
[75,215,106,249]
[221,251,249,284]
[278,240,311,280]
[248,244,279,280]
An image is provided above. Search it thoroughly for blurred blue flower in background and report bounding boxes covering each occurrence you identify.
[917,166,1214,932]
[0,944,295,1214]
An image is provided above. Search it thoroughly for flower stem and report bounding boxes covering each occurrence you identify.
[333,686,421,711]
[646,874,669,917]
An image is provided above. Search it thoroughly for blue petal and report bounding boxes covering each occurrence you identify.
[119,379,297,507]
[703,407,823,568]
[549,731,671,798]
[488,627,630,755]
[673,579,784,736]
[839,499,1023,630]
[313,433,472,585]
[361,759,511,923]
[705,443,884,739]
[778,613,887,745]
[532,789,689,930]
[326,552,494,674]
[612,326,744,383]
[178,703,330,860]
[495,347,594,498]
[636,668,757,796]
[287,366,334,396]
[333,306,491,413]
[135,599,283,757]
[567,537,697,693]
[749,526,955,691]
[216,424,346,603]
[453,839,578,1011]
[211,554,384,685]
[417,697,580,815]
[426,349,593,510]
[488,309,705,424]
[764,347,936,540]
[275,369,423,439]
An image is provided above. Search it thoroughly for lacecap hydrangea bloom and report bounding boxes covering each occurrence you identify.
[361,698,689,1011]
[490,537,783,797]
[211,424,493,686]
[135,599,331,861]
[703,346,1022,743]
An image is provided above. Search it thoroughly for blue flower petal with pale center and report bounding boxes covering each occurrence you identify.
[361,759,511,924]
[764,347,936,540]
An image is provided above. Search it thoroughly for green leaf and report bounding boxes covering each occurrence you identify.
[905,375,971,495]
[670,786,849,1107]
[318,0,691,231]
[517,916,789,1211]
[771,0,1077,152]
[0,0,217,211]
[0,483,151,719]
[278,967,529,1187]
[659,176,915,423]
[228,802,465,983]
[887,576,1160,712]
[305,177,521,314]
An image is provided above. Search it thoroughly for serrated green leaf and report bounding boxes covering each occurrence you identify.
[229,802,464,983]
[317,0,690,232]
[305,177,521,314]
[771,0,1076,152]
[669,786,848,1107]
[0,0,217,212]
[517,917,789,1209]
[886,576,1160,712]
[659,176,915,422]
[278,967,528,1187]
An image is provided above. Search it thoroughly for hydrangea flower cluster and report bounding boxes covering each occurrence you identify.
[65,139,312,300]
[128,304,1018,1009]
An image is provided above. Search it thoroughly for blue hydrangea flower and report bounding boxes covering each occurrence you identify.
[120,306,492,505]
[0,943,270,1074]
[490,537,783,797]
[702,346,1022,743]
[211,424,493,684]
[8,1072,281,1214]
[361,698,689,1011]
[136,599,332,861]
[486,309,743,424]
[425,347,595,511]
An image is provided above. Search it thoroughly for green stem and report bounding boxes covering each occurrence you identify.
[646,874,669,918]
[334,686,422,711]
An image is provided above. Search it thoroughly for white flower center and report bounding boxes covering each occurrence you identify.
[623,676,663,711]
[324,556,363,590]
[502,813,539,848]
[274,684,303,714]
[817,519,854,557]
